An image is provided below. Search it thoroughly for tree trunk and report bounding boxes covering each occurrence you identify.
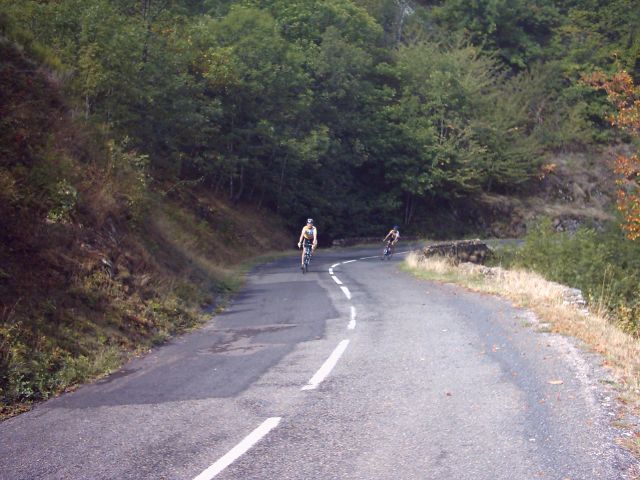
[395,1,410,44]
[276,155,288,213]
[404,192,417,225]
[213,172,224,196]
[486,176,493,193]
[233,165,244,203]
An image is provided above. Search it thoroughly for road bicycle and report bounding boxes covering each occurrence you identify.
[302,242,313,273]
[381,240,394,260]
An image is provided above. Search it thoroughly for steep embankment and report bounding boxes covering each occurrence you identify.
[0,38,288,417]
[474,149,620,238]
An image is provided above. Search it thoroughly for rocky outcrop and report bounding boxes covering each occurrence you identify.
[422,239,492,264]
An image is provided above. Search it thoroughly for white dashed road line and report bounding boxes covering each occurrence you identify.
[348,306,356,330]
[192,417,282,480]
[301,340,350,391]
[195,250,409,480]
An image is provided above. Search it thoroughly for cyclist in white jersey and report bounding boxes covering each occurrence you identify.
[297,218,318,271]
[383,225,400,253]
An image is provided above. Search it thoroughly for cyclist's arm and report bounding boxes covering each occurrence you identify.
[312,228,318,248]
[383,231,392,242]
[298,228,305,247]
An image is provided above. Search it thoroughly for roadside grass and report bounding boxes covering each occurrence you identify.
[237,249,296,272]
[0,243,287,421]
[402,252,640,444]
[498,220,640,336]
[0,189,290,420]
[0,31,301,420]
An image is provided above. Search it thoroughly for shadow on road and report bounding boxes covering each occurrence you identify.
[47,272,339,409]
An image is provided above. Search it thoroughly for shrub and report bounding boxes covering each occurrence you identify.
[502,218,640,334]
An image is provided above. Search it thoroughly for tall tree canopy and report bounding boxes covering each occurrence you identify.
[1,0,637,237]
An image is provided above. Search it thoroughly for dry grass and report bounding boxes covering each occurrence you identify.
[148,195,290,291]
[405,251,640,462]
[0,37,294,418]
[151,211,239,287]
[404,252,640,395]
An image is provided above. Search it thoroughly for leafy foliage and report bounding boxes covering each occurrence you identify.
[4,0,612,237]
[430,0,561,70]
[506,219,640,334]
[587,70,640,239]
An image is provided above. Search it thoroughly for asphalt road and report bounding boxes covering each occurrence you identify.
[0,245,635,479]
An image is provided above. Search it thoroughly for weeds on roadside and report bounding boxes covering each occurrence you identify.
[403,251,640,397]
[495,219,640,336]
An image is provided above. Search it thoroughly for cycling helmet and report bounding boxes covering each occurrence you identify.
[393,225,399,230]
[307,218,314,225]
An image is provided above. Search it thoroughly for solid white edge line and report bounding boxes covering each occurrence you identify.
[342,259,357,264]
[328,268,334,275]
[331,275,343,285]
[340,286,352,300]
[192,417,281,480]
[301,340,350,391]
[358,255,379,260]
[331,263,340,268]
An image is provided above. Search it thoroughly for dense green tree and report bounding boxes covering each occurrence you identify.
[1,0,632,237]
[553,0,640,76]
[430,0,561,69]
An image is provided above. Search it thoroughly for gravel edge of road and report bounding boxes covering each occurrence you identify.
[401,254,640,476]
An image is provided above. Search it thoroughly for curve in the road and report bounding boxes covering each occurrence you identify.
[192,250,412,480]
[3,244,629,480]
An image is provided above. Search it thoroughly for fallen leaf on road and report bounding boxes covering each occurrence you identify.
[548,380,564,385]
